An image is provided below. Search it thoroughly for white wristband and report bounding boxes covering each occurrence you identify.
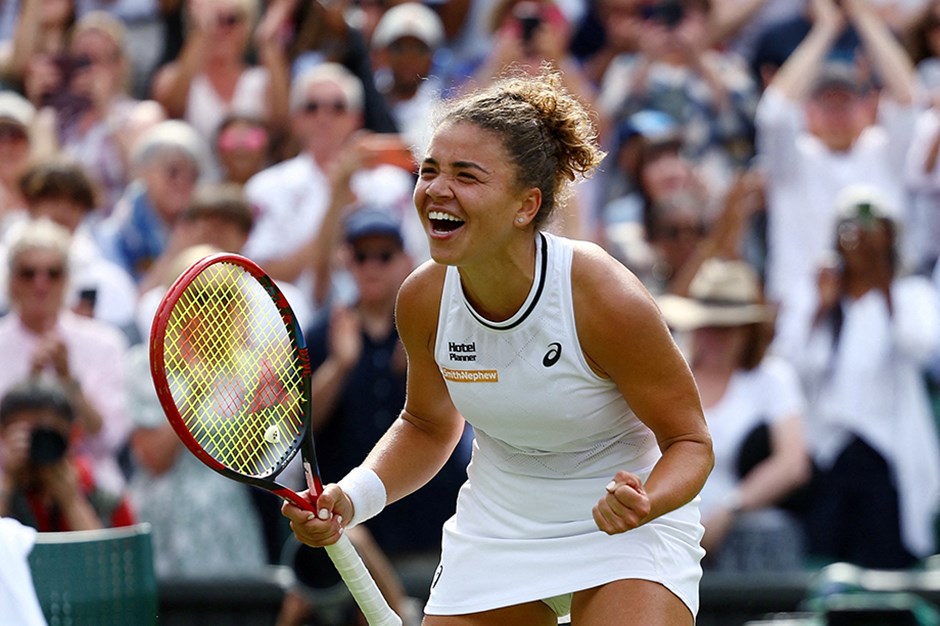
[337,466,387,528]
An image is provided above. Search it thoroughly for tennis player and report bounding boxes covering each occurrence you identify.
[282,67,714,625]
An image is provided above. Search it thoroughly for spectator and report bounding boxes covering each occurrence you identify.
[96,118,206,291]
[598,115,721,289]
[370,2,446,157]
[73,0,162,100]
[133,183,313,351]
[910,1,940,96]
[124,244,269,579]
[708,0,802,65]
[0,0,75,89]
[150,0,289,171]
[457,0,599,115]
[283,207,454,626]
[10,159,138,335]
[774,185,940,569]
[576,0,644,88]
[0,92,38,237]
[308,207,468,553]
[904,102,940,274]
[755,0,920,315]
[282,0,399,136]
[659,258,811,572]
[750,0,860,90]
[0,218,131,492]
[242,62,421,318]
[55,12,161,215]
[213,114,274,186]
[597,0,760,192]
[0,378,134,531]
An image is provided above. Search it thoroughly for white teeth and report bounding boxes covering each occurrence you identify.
[428,211,463,222]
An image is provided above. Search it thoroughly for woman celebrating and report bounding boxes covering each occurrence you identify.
[282,68,713,625]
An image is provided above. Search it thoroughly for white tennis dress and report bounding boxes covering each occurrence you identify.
[424,232,705,618]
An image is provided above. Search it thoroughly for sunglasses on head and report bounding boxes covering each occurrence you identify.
[352,249,397,265]
[15,265,65,281]
[302,100,348,115]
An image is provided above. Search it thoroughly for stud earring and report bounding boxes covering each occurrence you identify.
[516,217,524,224]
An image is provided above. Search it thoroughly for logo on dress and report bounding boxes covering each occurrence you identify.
[448,341,477,362]
[542,342,562,367]
[431,564,443,589]
[442,367,498,383]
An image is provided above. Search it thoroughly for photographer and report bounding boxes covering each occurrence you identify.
[0,378,134,531]
[774,185,940,569]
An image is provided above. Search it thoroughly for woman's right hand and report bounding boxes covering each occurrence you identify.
[281,484,353,547]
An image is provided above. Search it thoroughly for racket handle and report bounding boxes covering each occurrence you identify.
[325,533,403,626]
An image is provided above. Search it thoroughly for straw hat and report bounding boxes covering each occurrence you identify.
[657,259,774,331]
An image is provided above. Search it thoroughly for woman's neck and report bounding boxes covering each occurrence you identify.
[458,238,537,322]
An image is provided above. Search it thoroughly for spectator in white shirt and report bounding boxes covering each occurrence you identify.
[242,62,424,320]
[774,185,940,569]
[755,0,921,315]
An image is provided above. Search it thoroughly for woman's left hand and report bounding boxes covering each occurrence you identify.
[592,470,651,534]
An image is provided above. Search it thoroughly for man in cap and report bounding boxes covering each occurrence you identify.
[755,0,919,315]
[371,2,445,157]
[286,206,466,625]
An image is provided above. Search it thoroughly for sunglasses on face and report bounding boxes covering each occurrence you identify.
[163,162,199,183]
[217,12,245,28]
[352,249,397,265]
[218,126,268,152]
[388,39,432,55]
[0,124,28,143]
[302,100,348,115]
[14,265,65,281]
[657,223,706,241]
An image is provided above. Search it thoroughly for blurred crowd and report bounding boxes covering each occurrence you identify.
[2,0,940,622]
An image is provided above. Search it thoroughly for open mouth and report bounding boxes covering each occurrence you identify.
[428,210,465,235]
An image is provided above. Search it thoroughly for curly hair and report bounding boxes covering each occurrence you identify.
[439,66,606,228]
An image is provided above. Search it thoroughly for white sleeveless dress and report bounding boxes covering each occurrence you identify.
[423,232,705,618]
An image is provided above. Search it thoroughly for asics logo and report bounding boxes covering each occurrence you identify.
[542,342,562,367]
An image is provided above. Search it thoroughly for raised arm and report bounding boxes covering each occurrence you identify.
[843,0,917,105]
[151,0,213,117]
[707,0,769,48]
[768,0,845,101]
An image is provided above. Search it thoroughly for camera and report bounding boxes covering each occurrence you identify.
[29,426,68,466]
[642,0,684,28]
[513,1,543,44]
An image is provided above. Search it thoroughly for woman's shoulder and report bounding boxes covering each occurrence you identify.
[396,260,447,346]
[567,237,652,307]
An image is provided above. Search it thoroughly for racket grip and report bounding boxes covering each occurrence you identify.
[325,533,403,626]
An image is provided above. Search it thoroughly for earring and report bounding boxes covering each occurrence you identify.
[516,217,525,224]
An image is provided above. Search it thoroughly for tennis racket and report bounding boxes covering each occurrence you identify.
[149,252,402,626]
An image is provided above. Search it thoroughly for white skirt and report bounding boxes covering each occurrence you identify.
[423,448,706,617]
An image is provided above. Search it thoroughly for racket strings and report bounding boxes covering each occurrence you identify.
[162,262,306,477]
